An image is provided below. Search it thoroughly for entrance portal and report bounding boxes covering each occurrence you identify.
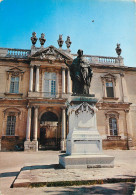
[39,112,60,150]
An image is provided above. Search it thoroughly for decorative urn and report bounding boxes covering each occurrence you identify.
[115,43,122,57]
[39,33,46,47]
[31,32,38,46]
[65,36,72,49]
[57,35,64,48]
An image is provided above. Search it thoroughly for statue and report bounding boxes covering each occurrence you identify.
[65,49,93,95]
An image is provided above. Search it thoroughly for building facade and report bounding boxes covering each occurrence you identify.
[0,35,136,151]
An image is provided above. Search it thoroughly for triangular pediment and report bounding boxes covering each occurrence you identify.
[31,45,73,61]
[101,73,116,83]
[101,73,116,81]
[102,73,116,79]
[7,67,24,73]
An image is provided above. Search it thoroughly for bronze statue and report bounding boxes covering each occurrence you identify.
[65,49,93,95]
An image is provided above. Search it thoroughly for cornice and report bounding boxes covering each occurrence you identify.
[90,64,136,72]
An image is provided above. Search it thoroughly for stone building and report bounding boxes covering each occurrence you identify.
[0,34,136,151]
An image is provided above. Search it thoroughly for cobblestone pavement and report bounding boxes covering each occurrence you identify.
[0,150,136,195]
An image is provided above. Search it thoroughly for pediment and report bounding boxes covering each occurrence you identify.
[101,73,116,82]
[31,45,73,61]
[6,67,25,80]
[101,73,116,79]
[7,67,24,73]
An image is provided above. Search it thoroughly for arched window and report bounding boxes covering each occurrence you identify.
[6,115,16,135]
[109,117,118,136]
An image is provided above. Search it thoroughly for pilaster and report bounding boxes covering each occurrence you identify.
[61,107,66,151]
[120,73,128,102]
[35,65,40,92]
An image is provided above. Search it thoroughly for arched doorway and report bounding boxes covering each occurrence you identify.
[39,111,60,150]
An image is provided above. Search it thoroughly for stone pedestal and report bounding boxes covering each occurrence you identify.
[59,95,114,168]
[24,141,38,151]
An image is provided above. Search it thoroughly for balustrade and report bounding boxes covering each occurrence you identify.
[0,47,123,65]
[72,54,122,65]
[7,49,30,58]
[99,57,116,64]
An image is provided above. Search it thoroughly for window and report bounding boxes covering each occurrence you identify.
[106,82,114,97]
[10,77,19,93]
[6,116,16,135]
[101,73,117,99]
[43,72,56,97]
[109,117,118,136]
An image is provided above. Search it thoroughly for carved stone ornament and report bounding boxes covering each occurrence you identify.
[31,32,38,46]
[115,43,122,57]
[65,36,72,49]
[31,45,73,62]
[39,47,64,61]
[68,102,97,116]
[57,34,64,48]
[40,53,56,60]
[46,47,56,55]
[39,33,46,46]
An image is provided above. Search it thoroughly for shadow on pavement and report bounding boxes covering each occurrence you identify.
[0,171,19,178]
[44,183,135,195]
[22,164,63,171]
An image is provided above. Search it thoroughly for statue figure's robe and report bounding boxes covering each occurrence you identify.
[69,56,93,95]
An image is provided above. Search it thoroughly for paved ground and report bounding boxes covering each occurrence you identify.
[0,150,136,195]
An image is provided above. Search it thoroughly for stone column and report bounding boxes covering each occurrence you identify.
[26,106,31,141]
[61,107,66,151]
[121,73,128,102]
[55,71,59,98]
[62,68,66,94]
[33,106,39,141]
[29,66,34,92]
[35,65,40,92]
[67,69,71,94]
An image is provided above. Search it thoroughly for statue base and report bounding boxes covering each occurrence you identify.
[59,95,114,168]
[59,154,114,169]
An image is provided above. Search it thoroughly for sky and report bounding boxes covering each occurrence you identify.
[0,0,136,67]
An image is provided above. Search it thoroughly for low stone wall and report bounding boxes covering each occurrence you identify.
[102,139,128,150]
[1,136,25,151]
